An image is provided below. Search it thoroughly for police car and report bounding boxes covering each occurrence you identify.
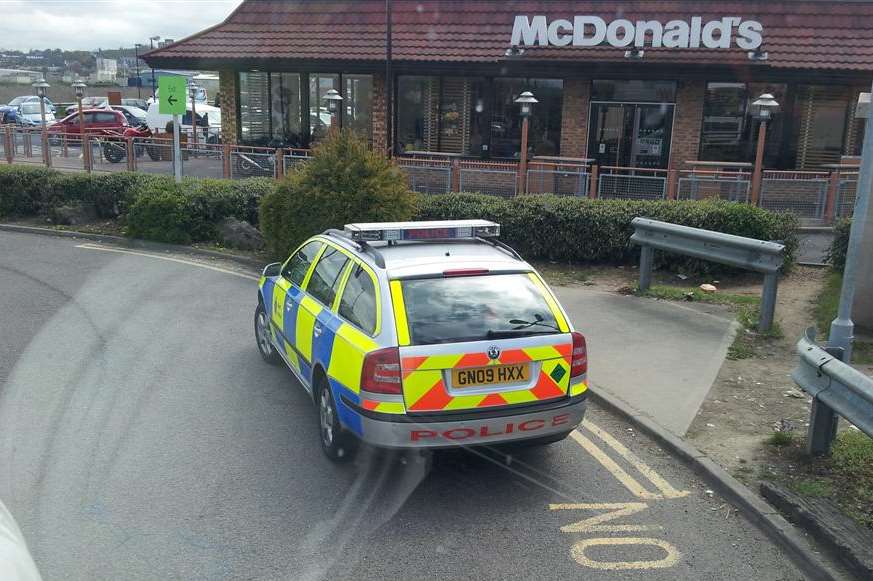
[254,220,588,460]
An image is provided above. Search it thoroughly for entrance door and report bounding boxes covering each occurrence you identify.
[589,103,674,169]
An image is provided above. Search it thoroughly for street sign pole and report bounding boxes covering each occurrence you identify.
[158,76,187,184]
[173,113,182,183]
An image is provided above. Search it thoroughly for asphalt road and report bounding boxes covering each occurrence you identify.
[0,231,803,581]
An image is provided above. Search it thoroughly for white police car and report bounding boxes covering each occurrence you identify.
[255,220,588,460]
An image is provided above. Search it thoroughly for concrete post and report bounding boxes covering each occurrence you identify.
[638,245,654,291]
[759,272,779,333]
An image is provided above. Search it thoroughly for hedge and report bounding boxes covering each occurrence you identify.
[415,193,799,272]
[827,218,850,272]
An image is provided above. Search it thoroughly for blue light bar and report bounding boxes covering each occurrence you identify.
[344,220,500,242]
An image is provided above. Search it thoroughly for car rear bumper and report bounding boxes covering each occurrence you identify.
[349,394,587,449]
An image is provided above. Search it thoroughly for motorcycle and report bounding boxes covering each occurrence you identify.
[235,137,301,177]
[101,124,162,163]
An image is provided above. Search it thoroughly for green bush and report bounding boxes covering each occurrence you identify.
[125,185,196,244]
[416,194,799,272]
[0,165,62,216]
[260,130,415,257]
[827,218,850,272]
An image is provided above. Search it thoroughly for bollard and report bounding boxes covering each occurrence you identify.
[638,245,654,291]
[758,272,779,333]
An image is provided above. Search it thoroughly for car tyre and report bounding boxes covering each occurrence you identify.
[254,303,281,365]
[317,375,357,462]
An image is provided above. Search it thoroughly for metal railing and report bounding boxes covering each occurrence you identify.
[836,175,858,219]
[396,158,453,194]
[760,170,829,222]
[631,217,785,332]
[793,327,873,454]
[458,160,518,198]
[526,162,589,197]
[598,167,667,200]
[677,170,751,202]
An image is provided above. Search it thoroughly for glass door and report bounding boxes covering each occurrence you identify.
[589,103,674,168]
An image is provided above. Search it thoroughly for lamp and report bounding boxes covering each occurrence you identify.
[72,80,86,99]
[749,92,781,206]
[514,91,538,194]
[32,78,49,99]
[72,80,89,170]
[323,88,343,133]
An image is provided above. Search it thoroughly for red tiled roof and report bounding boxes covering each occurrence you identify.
[144,0,873,71]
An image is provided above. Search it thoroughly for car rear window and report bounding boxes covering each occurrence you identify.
[400,273,560,346]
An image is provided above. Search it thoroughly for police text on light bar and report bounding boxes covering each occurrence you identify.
[344,220,500,242]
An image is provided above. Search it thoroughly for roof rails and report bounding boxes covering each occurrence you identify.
[476,236,523,261]
[322,229,386,269]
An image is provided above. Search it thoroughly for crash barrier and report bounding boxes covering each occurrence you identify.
[630,217,785,332]
[0,124,861,222]
[793,327,873,454]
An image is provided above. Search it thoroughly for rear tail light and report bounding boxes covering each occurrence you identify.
[361,347,402,394]
[570,331,587,377]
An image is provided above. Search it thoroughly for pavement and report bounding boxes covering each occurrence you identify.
[0,230,804,580]
[554,288,737,436]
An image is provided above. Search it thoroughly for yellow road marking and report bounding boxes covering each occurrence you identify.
[570,537,681,570]
[569,431,662,500]
[549,502,662,533]
[582,420,690,499]
[75,243,258,281]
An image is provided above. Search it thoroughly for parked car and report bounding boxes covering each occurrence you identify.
[111,105,148,127]
[1,96,56,124]
[122,98,150,110]
[47,109,127,142]
[64,96,109,116]
[145,100,221,142]
[15,102,56,126]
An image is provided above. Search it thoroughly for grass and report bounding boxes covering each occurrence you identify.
[637,284,760,307]
[791,479,833,497]
[533,261,592,286]
[813,271,873,364]
[766,430,795,447]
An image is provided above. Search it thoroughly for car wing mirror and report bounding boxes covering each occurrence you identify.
[262,262,281,277]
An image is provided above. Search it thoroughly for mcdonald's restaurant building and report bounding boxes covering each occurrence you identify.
[144,0,873,171]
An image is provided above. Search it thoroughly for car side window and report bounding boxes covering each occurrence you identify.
[96,112,118,123]
[281,241,322,287]
[338,263,377,335]
[84,112,98,124]
[306,246,349,308]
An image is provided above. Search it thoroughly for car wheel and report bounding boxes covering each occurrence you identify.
[254,303,281,365]
[317,376,357,462]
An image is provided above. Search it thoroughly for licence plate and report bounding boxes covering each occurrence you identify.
[452,364,530,388]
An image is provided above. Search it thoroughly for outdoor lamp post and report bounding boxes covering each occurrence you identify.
[188,81,200,148]
[749,92,780,206]
[32,78,50,165]
[323,88,343,135]
[515,91,538,194]
[73,80,89,171]
[149,36,160,99]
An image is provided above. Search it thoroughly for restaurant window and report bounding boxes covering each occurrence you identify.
[592,80,676,103]
[309,73,339,144]
[239,72,302,146]
[397,76,439,153]
[490,78,562,159]
[699,82,787,167]
[791,85,852,169]
[344,75,373,142]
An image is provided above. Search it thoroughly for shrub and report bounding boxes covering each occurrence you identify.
[827,218,850,272]
[125,184,196,244]
[260,130,415,257]
[415,194,799,272]
[0,165,62,216]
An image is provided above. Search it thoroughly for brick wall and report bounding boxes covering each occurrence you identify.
[218,70,239,145]
[669,80,705,169]
[372,72,388,155]
[560,79,590,158]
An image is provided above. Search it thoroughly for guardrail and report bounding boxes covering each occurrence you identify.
[630,217,785,332]
[793,327,873,454]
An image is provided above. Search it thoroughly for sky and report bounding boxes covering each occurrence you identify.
[0,0,243,51]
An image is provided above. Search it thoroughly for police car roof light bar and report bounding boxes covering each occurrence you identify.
[344,220,500,243]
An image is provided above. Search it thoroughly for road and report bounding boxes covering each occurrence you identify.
[0,231,803,581]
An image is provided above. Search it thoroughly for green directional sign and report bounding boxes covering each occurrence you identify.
[159,76,186,116]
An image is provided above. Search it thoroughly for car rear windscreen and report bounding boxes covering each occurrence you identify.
[400,273,561,346]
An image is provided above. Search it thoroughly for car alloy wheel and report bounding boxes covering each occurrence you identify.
[319,388,334,449]
[254,304,280,365]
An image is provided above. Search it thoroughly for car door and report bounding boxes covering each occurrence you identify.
[270,240,323,378]
[298,244,351,388]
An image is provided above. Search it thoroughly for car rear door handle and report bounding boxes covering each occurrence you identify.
[313,323,323,338]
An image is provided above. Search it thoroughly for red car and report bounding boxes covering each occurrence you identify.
[48,109,127,137]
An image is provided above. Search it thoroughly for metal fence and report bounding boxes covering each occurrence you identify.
[677,172,751,202]
[759,171,828,221]
[459,162,517,197]
[396,160,453,194]
[836,176,858,219]
[598,169,667,200]
[526,165,589,196]
[283,150,311,175]
[230,149,277,179]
